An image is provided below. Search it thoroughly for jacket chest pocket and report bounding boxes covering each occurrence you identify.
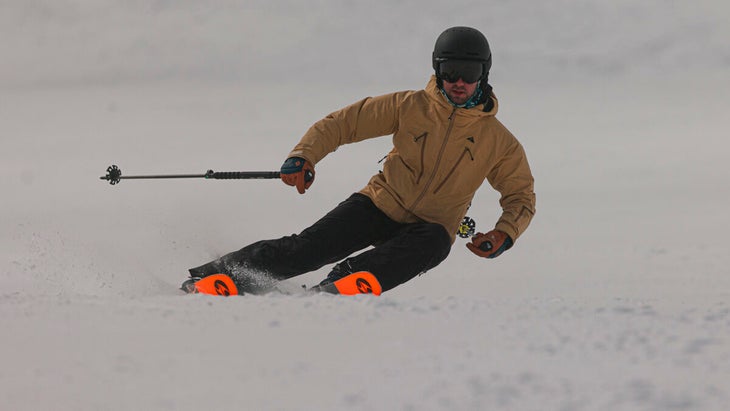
[413,132,428,184]
[432,146,475,194]
[392,131,431,184]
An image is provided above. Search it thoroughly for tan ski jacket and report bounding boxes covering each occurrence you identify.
[288,76,535,243]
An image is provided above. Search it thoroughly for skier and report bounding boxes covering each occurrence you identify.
[184,26,536,296]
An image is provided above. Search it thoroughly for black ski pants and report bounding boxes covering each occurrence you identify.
[189,193,452,293]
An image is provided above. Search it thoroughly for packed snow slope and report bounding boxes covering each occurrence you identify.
[2,1,729,410]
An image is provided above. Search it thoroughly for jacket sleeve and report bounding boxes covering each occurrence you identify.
[486,139,536,242]
[288,91,411,165]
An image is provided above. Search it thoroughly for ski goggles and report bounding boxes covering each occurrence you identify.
[437,60,483,83]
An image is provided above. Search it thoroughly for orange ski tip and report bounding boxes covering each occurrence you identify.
[333,271,382,296]
[194,274,238,296]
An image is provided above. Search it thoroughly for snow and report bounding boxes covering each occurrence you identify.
[2,1,730,410]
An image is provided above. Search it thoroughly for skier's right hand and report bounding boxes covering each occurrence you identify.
[280,157,315,194]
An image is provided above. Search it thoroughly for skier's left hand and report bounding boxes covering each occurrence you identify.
[467,230,513,259]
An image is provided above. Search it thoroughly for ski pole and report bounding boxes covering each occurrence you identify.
[99,164,282,185]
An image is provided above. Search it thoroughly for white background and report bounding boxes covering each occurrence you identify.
[2,1,729,410]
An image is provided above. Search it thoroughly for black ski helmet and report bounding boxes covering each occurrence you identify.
[432,27,491,82]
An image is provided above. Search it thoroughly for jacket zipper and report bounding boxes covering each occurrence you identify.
[432,147,474,195]
[413,132,428,184]
[408,107,457,213]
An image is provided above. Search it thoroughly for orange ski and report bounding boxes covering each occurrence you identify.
[331,271,382,296]
[191,274,239,296]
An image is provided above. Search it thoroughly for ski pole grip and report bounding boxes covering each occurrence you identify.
[207,171,281,180]
[479,241,494,252]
